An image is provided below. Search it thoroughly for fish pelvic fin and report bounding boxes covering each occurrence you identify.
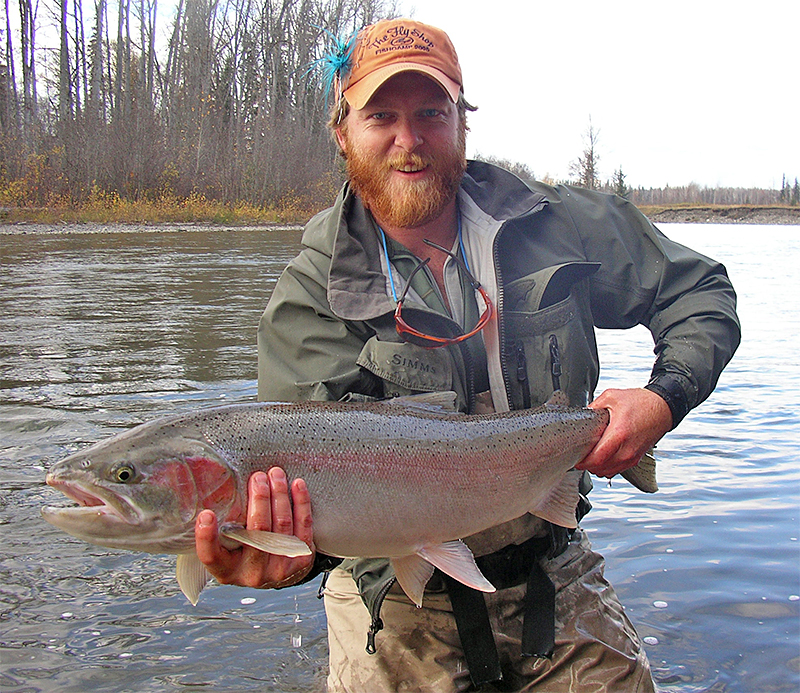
[419,541,496,593]
[531,468,583,529]
[392,555,436,607]
[176,553,213,605]
[620,450,659,493]
[220,526,312,557]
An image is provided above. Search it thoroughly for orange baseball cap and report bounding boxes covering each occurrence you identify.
[341,19,463,110]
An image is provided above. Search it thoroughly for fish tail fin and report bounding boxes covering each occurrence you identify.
[620,450,658,493]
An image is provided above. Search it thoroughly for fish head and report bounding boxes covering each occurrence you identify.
[41,418,242,554]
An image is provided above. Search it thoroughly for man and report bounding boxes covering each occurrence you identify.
[195,18,740,692]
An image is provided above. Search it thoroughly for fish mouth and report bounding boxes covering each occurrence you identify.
[42,478,138,529]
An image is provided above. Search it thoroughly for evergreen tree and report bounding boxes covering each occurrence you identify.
[613,167,630,199]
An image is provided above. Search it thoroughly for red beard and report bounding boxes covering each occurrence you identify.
[341,128,467,229]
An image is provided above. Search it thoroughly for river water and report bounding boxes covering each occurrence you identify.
[0,222,798,692]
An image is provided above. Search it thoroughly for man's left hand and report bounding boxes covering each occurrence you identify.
[576,388,673,479]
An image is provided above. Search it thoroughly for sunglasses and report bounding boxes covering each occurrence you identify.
[394,239,494,349]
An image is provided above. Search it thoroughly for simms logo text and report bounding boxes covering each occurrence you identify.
[391,353,436,374]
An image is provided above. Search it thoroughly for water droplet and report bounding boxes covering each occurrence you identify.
[241,597,256,605]
[653,600,668,609]
[789,595,799,601]
[60,612,73,619]
[643,636,659,645]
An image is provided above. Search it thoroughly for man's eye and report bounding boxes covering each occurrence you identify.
[422,109,440,117]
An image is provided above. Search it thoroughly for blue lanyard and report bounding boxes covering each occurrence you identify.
[379,209,468,304]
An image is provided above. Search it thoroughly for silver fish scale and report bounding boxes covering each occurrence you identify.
[185,402,607,558]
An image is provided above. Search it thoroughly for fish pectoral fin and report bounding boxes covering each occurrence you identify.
[417,540,496,593]
[531,468,582,529]
[176,553,213,605]
[392,555,435,607]
[620,450,658,493]
[220,527,312,557]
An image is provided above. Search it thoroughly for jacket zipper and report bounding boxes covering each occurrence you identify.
[366,577,396,654]
[516,341,531,409]
[549,334,562,392]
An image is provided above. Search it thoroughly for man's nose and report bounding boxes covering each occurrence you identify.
[394,119,423,152]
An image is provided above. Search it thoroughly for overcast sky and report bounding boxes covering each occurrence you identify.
[406,0,798,190]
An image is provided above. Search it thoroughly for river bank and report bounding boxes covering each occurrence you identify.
[1,205,799,235]
[640,204,800,225]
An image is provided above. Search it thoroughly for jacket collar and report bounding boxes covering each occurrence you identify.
[314,161,548,321]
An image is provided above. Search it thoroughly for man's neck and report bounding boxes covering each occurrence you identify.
[374,197,459,311]
[374,197,459,262]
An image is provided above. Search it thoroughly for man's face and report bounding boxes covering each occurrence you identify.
[336,72,467,229]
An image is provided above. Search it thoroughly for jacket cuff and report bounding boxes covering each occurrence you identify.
[645,373,691,430]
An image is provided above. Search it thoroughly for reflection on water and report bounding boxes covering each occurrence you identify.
[1,223,798,692]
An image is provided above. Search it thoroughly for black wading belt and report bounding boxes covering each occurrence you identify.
[443,526,570,687]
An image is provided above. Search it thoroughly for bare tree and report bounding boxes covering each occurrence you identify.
[570,116,600,190]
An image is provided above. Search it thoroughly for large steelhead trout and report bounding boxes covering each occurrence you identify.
[42,391,656,606]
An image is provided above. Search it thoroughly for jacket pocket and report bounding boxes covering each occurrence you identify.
[504,262,600,409]
[356,337,454,397]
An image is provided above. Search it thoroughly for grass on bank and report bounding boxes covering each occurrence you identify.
[2,195,798,227]
[0,189,317,226]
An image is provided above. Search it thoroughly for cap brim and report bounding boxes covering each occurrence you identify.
[343,63,461,111]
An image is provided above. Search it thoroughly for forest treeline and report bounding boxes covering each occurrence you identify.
[1,0,395,215]
[1,1,796,218]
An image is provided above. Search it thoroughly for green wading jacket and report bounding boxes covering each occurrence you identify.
[256,160,740,625]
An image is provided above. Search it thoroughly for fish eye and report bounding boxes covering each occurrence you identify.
[113,465,136,483]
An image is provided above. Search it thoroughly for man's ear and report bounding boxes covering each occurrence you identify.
[334,128,346,152]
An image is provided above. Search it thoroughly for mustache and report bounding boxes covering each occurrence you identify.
[384,153,430,172]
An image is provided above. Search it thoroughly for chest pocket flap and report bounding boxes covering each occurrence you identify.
[357,337,453,393]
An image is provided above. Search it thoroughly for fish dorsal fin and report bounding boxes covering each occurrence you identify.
[417,541,496,593]
[531,468,583,529]
[543,390,571,408]
[220,526,312,557]
[620,450,658,493]
[176,553,213,605]
[383,391,460,414]
[392,555,436,607]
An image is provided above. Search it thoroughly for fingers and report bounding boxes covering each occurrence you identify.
[267,467,294,535]
[194,468,315,590]
[291,478,313,546]
[576,388,672,478]
[195,509,237,582]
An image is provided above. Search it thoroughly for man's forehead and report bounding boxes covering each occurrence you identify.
[365,72,452,108]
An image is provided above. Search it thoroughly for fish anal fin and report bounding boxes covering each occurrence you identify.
[620,450,658,493]
[417,540,495,594]
[176,553,213,605]
[392,555,435,607]
[531,468,582,529]
[220,526,312,557]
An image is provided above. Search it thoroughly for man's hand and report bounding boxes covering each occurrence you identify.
[195,468,315,589]
[576,388,672,479]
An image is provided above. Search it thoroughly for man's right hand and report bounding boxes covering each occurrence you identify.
[195,468,315,589]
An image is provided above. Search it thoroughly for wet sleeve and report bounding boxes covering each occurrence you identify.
[571,191,741,427]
